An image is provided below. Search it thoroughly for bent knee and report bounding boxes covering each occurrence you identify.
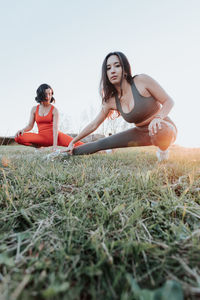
[150,122,177,150]
[15,135,22,144]
[15,134,31,146]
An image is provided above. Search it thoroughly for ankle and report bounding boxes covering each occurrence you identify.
[158,148,169,153]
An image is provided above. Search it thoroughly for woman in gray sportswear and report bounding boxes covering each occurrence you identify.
[66,51,177,161]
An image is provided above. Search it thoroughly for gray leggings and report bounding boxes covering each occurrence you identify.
[73,118,177,155]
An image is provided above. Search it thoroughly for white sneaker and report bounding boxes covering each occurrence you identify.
[156,149,169,162]
[105,149,113,154]
[46,150,69,161]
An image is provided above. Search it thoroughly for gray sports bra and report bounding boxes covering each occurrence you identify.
[115,77,160,124]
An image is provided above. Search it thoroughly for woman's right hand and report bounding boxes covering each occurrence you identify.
[15,129,24,137]
[148,118,162,136]
[66,141,75,153]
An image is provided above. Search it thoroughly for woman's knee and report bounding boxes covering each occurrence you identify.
[15,135,22,144]
[15,134,35,146]
[150,122,177,150]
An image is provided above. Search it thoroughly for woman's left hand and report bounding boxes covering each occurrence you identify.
[52,146,58,152]
[148,118,162,136]
[65,141,75,154]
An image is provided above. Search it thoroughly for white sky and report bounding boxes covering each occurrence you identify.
[0,0,200,147]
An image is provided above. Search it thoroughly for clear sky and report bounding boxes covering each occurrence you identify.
[1,0,200,147]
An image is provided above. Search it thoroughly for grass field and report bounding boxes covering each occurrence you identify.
[0,145,200,300]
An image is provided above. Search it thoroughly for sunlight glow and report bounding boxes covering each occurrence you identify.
[0,0,200,148]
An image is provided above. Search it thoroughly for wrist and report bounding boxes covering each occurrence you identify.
[154,115,163,119]
[71,139,77,145]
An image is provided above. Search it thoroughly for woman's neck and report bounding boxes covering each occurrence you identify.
[41,102,51,107]
[114,79,130,97]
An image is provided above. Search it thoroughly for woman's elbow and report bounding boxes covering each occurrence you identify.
[53,125,58,132]
[165,97,174,108]
[28,120,35,130]
[170,97,174,106]
[91,122,100,132]
[28,125,34,131]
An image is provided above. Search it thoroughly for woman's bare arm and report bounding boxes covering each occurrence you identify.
[15,106,36,137]
[136,75,174,135]
[66,104,110,151]
[52,107,59,150]
[143,74,174,118]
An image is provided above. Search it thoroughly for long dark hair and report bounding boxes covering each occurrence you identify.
[35,84,55,103]
[100,51,133,102]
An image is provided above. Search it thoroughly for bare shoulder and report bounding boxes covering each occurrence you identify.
[31,105,38,113]
[134,74,156,85]
[52,106,59,113]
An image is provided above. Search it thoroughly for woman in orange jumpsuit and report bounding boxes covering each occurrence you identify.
[15,84,83,151]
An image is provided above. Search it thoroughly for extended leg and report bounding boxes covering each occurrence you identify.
[73,119,177,156]
[73,126,152,155]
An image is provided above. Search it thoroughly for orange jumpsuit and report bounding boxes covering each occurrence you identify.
[15,105,83,147]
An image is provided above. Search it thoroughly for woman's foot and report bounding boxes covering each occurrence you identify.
[156,148,169,162]
[46,150,70,160]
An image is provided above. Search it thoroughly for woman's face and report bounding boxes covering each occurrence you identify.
[106,55,122,85]
[44,88,53,102]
